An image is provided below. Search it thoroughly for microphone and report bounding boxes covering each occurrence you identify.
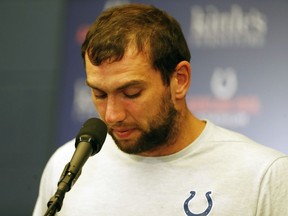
[44,118,107,216]
[63,117,107,180]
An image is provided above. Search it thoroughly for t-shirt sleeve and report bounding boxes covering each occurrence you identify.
[256,156,288,215]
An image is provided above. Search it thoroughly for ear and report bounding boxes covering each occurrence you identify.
[172,61,191,100]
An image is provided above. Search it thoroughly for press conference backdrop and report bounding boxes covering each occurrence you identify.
[58,0,288,154]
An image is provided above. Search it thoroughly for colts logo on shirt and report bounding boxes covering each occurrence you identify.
[183,191,213,216]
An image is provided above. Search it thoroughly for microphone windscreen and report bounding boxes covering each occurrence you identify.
[76,118,107,155]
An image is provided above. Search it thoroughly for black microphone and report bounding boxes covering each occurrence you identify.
[63,117,107,181]
[44,118,107,216]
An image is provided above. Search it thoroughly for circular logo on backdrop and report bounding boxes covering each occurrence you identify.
[210,67,238,100]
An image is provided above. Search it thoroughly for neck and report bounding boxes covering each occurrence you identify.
[139,110,206,157]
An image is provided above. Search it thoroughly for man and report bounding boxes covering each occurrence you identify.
[33,4,288,216]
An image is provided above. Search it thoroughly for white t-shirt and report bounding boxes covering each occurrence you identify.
[33,121,288,216]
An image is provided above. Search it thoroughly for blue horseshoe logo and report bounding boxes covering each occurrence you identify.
[183,191,213,216]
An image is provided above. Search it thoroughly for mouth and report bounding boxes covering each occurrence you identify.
[111,127,137,139]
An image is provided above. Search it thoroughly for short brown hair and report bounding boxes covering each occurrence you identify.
[81,4,191,85]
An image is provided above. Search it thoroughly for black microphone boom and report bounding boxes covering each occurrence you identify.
[44,118,107,216]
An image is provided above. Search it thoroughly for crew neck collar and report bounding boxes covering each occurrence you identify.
[110,120,212,164]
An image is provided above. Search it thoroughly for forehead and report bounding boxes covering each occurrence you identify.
[85,49,162,90]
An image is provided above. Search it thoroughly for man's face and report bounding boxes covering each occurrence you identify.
[85,49,180,155]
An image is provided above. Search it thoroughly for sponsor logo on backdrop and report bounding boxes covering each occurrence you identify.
[190,4,267,48]
[188,68,262,128]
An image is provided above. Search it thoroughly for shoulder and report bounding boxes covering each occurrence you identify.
[47,134,116,168]
[38,135,116,194]
[202,120,287,169]
[40,140,76,187]
[50,139,76,161]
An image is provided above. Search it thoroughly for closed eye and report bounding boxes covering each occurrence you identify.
[123,88,142,99]
[92,89,107,99]
[124,91,141,99]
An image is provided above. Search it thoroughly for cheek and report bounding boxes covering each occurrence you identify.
[124,100,153,126]
[122,100,143,117]
[127,98,158,123]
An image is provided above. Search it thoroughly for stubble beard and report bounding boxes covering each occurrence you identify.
[109,90,181,155]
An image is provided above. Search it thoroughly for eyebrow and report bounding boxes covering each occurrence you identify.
[86,80,146,92]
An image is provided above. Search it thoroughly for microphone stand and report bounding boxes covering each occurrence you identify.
[44,163,81,216]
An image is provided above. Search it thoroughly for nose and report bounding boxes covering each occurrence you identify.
[104,96,126,125]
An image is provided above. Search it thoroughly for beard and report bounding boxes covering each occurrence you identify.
[108,89,181,155]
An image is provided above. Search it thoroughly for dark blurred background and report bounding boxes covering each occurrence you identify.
[0,1,65,215]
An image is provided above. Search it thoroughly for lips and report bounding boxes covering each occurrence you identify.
[112,127,136,139]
